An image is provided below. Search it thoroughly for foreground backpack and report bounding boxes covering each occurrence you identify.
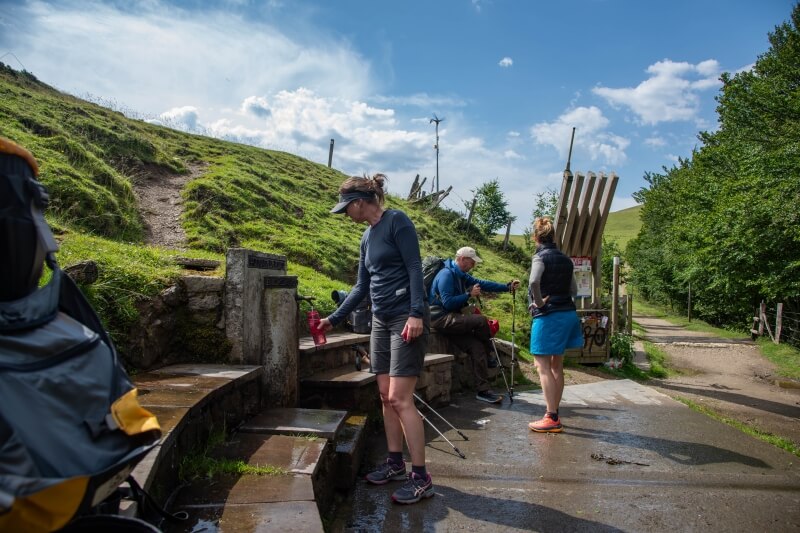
[0,138,161,532]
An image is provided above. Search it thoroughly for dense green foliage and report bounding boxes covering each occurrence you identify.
[627,6,800,331]
[0,63,531,360]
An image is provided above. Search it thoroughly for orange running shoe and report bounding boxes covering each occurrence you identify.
[528,415,563,433]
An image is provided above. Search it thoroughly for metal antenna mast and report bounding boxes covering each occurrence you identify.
[430,114,444,192]
[565,127,576,173]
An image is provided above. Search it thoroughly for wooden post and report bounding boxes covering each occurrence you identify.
[327,139,334,168]
[776,303,783,344]
[466,197,477,228]
[759,301,775,342]
[503,219,512,250]
[592,248,602,308]
[687,282,692,322]
[626,294,633,335]
[611,256,619,334]
[407,174,420,200]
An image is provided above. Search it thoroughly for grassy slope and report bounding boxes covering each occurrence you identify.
[495,204,643,252]
[602,204,642,250]
[0,64,531,356]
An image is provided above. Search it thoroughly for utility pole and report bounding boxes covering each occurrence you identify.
[430,114,444,192]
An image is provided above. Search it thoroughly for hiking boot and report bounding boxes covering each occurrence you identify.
[365,459,407,485]
[528,415,563,433]
[391,472,434,504]
[475,390,503,403]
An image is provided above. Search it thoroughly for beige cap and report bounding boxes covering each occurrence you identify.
[455,246,482,263]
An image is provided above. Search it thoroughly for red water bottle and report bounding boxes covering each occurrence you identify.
[307,310,327,346]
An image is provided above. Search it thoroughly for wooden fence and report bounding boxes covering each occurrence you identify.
[751,301,800,347]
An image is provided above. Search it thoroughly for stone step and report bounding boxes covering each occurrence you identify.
[332,414,369,490]
[298,331,370,355]
[167,431,342,532]
[299,366,379,411]
[301,366,376,388]
[239,407,348,440]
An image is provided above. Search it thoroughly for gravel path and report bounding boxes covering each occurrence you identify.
[520,314,800,449]
[634,314,800,449]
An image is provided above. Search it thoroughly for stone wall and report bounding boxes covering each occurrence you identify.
[125,274,228,370]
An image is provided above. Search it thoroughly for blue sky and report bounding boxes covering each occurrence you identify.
[0,0,794,233]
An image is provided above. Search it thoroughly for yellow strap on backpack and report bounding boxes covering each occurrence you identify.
[110,388,161,436]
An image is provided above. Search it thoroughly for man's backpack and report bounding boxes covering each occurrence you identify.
[422,256,446,296]
[0,138,162,532]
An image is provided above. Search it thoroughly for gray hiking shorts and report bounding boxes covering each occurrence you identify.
[370,308,430,377]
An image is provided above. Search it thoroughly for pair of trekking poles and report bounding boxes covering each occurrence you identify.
[353,344,468,459]
[351,287,519,460]
[477,287,519,404]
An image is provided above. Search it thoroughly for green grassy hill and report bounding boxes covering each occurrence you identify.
[603,204,642,250]
[0,63,531,360]
[495,205,642,253]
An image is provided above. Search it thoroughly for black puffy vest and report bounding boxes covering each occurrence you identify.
[532,243,576,318]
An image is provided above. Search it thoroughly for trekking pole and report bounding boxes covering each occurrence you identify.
[413,393,468,441]
[417,408,466,459]
[509,287,517,402]
[491,339,512,398]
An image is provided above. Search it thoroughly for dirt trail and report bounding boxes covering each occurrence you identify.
[132,162,207,249]
[634,314,800,448]
[518,314,800,448]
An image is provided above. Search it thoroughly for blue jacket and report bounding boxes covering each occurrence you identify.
[429,258,508,316]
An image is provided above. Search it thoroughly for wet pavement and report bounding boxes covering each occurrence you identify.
[331,380,800,532]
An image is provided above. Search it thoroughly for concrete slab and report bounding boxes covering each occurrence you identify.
[149,364,262,380]
[136,386,216,408]
[172,473,314,506]
[218,501,324,532]
[333,380,800,532]
[212,433,326,476]
[240,407,347,440]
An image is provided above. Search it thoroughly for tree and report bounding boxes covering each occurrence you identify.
[467,179,512,236]
[628,4,800,330]
[522,188,558,253]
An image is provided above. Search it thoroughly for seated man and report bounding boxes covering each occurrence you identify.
[429,246,520,403]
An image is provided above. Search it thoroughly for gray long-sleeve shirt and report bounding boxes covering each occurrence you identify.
[329,209,425,326]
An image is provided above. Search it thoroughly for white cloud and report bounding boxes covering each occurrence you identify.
[499,57,513,68]
[530,106,628,166]
[592,59,722,125]
[241,96,272,119]
[10,0,372,118]
[644,136,666,148]
[0,0,587,228]
[151,106,201,131]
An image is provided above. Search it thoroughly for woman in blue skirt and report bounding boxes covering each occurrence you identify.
[527,217,584,433]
